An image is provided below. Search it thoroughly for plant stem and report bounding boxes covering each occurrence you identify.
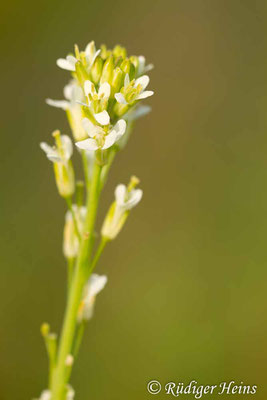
[65,197,81,242]
[100,147,117,190]
[51,161,102,400]
[70,238,108,362]
[72,321,86,358]
[67,258,75,293]
[81,150,90,192]
[90,237,108,274]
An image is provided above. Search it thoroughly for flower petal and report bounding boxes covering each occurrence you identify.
[90,49,101,67]
[115,93,128,105]
[125,105,152,121]
[94,110,110,126]
[111,119,127,139]
[64,82,84,104]
[84,80,94,97]
[137,55,146,75]
[98,82,110,99]
[126,189,143,209]
[85,41,95,58]
[102,131,117,149]
[39,390,51,400]
[66,55,77,67]
[137,56,154,75]
[72,85,84,103]
[124,73,130,87]
[82,118,98,138]
[46,99,69,110]
[134,75,149,90]
[87,274,108,298]
[144,63,154,73]
[61,135,73,160]
[115,184,127,205]
[63,83,73,100]
[75,138,98,151]
[135,90,154,100]
[56,58,76,71]
[40,142,60,162]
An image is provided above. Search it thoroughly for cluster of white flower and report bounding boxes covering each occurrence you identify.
[37,41,153,400]
[41,40,153,197]
[45,41,153,151]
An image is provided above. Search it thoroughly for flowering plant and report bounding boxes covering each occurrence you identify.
[37,40,154,400]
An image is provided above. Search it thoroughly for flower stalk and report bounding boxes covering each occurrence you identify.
[51,161,102,400]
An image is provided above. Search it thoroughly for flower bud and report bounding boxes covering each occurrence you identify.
[129,62,136,81]
[120,58,130,75]
[74,44,80,60]
[54,161,75,198]
[100,56,114,84]
[113,102,129,117]
[100,44,111,60]
[75,61,90,86]
[120,58,135,80]
[111,67,123,95]
[90,56,103,85]
[129,55,138,70]
[101,177,142,240]
[77,274,107,322]
[66,107,88,142]
[40,323,50,337]
[63,206,86,259]
[113,44,127,60]
[40,131,75,198]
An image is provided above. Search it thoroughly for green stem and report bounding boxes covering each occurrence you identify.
[51,161,102,400]
[81,150,90,192]
[43,333,57,390]
[90,237,108,274]
[65,197,81,242]
[72,321,86,359]
[100,147,117,190]
[67,258,75,293]
[70,238,108,361]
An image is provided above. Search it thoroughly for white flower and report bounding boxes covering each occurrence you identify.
[75,117,126,151]
[115,183,143,211]
[56,55,77,72]
[46,81,84,111]
[40,131,75,198]
[46,82,87,141]
[137,55,154,76]
[101,180,143,240]
[78,274,108,322]
[56,41,100,71]
[84,80,110,103]
[40,135,73,163]
[84,41,101,68]
[63,206,86,258]
[115,74,154,105]
[81,80,111,124]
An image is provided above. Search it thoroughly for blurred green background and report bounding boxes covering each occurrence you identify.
[1,0,267,399]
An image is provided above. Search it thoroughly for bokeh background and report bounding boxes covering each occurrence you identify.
[1,0,267,399]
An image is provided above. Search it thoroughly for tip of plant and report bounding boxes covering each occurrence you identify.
[40,322,50,337]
